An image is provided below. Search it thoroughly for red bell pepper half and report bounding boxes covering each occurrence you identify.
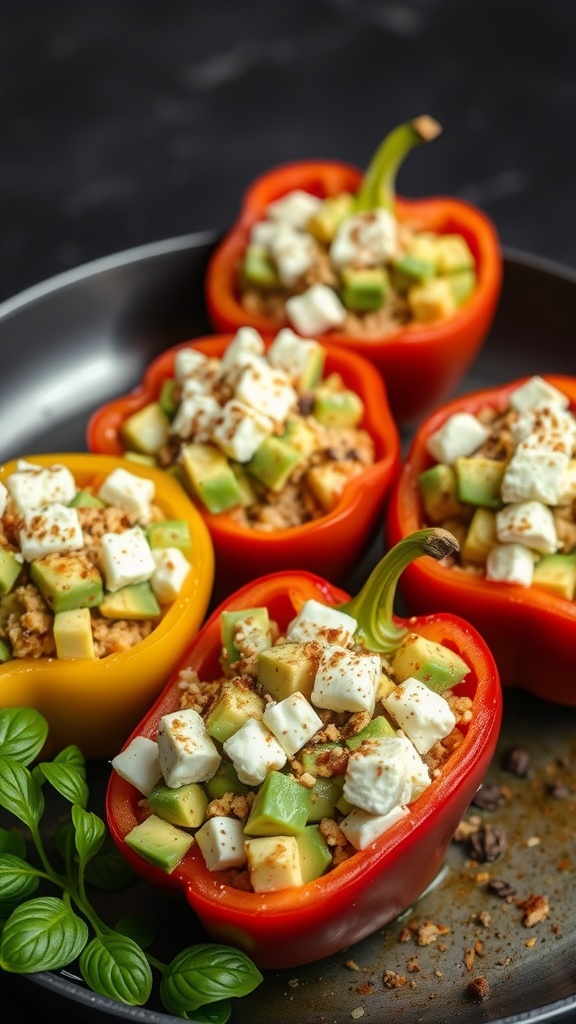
[387,374,576,706]
[106,529,501,970]
[205,117,503,423]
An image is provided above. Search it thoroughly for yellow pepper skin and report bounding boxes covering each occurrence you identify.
[0,454,215,759]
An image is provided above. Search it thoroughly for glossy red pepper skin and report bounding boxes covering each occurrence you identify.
[205,161,503,423]
[106,569,501,970]
[87,334,401,598]
[387,374,576,706]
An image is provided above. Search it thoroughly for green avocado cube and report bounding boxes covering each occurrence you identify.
[180,443,244,514]
[242,244,281,289]
[246,436,302,493]
[205,677,265,743]
[99,582,161,620]
[120,402,171,456]
[158,378,179,418]
[30,552,103,614]
[204,762,251,799]
[341,267,389,312]
[392,632,470,694]
[148,782,209,828]
[124,814,194,873]
[230,462,258,507]
[533,552,576,601]
[462,507,497,566]
[146,519,192,558]
[419,463,468,524]
[346,716,395,749]
[448,269,477,307]
[53,607,96,659]
[307,192,354,243]
[391,253,436,288]
[307,776,344,822]
[313,386,364,428]
[296,825,332,883]
[299,742,341,776]
[258,642,319,702]
[244,771,312,837]
[221,607,271,666]
[0,638,12,663]
[0,548,22,596]
[69,489,106,509]
[435,234,476,273]
[455,455,506,509]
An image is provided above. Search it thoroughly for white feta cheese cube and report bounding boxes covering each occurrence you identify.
[111,735,162,796]
[343,736,413,815]
[245,834,303,892]
[220,327,266,370]
[235,362,297,422]
[509,375,570,413]
[151,547,190,604]
[285,283,346,337]
[339,804,409,851]
[383,678,456,755]
[267,327,324,387]
[501,445,570,505]
[100,525,156,591]
[97,467,155,524]
[195,816,247,871]
[211,399,274,462]
[265,189,322,229]
[222,718,286,785]
[496,500,558,554]
[7,462,77,513]
[485,542,535,586]
[263,691,323,757]
[157,709,221,787]
[270,227,316,287]
[329,208,397,270]
[311,645,381,715]
[170,393,221,441]
[557,459,576,505]
[19,503,84,561]
[426,412,490,465]
[0,481,8,516]
[173,346,209,383]
[286,599,357,647]
[510,405,576,454]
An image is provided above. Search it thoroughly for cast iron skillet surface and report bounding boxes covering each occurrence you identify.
[1,237,576,1024]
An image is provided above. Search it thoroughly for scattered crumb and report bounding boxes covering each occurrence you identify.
[345,960,360,971]
[519,894,550,927]
[466,975,491,1002]
[383,970,407,989]
[351,1009,365,1020]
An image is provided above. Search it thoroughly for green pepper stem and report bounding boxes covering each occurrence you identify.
[354,115,442,213]
[336,528,458,655]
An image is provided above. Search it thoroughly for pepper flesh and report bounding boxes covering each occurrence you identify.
[106,532,501,970]
[205,118,503,423]
[0,453,215,759]
[87,334,401,598]
[386,374,576,706]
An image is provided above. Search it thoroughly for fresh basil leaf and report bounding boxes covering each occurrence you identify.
[54,744,86,778]
[160,944,263,1015]
[0,709,48,766]
[0,827,26,859]
[36,762,89,809]
[114,916,155,949]
[0,759,44,829]
[0,854,40,903]
[79,933,152,1005]
[0,896,89,972]
[192,1001,231,1024]
[72,805,105,869]
[83,839,137,891]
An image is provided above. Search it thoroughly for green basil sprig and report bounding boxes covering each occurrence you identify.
[0,707,263,1018]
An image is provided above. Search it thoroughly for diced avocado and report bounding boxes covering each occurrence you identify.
[0,592,21,630]
[341,267,389,312]
[307,776,344,822]
[221,607,271,666]
[245,834,303,891]
[299,742,341,776]
[462,507,497,566]
[69,489,105,509]
[296,341,326,391]
[533,552,576,601]
[258,642,319,702]
[405,231,440,268]
[346,715,395,749]
[307,192,355,243]
[53,607,96,659]
[435,234,475,273]
[120,402,170,456]
[448,269,477,307]
[391,253,435,288]
[0,638,12,663]
[244,770,312,837]
[230,462,258,507]
[30,552,103,614]
[392,632,470,694]
[455,455,506,509]
[180,442,244,514]
[146,519,192,558]
[99,582,161,620]
[124,813,194,873]
[158,378,179,419]
[124,452,157,467]
[306,461,357,513]
[419,463,468,524]
[281,419,318,458]
[313,387,364,428]
[205,677,265,743]
[335,791,354,815]
[242,244,281,289]
[246,436,302,493]
[204,762,251,799]
[296,824,332,882]
[408,277,457,323]
[0,548,22,597]
[148,782,208,828]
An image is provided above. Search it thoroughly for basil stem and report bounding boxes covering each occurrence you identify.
[354,115,442,213]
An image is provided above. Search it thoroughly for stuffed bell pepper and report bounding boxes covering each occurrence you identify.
[0,454,214,758]
[205,116,503,422]
[106,529,501,970]
[88,329,401,595]
[387,374,576,705]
